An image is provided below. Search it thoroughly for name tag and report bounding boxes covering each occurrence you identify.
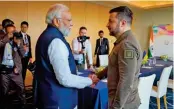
[13,47,17,52]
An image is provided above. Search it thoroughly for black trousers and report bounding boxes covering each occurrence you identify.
[0,71,26,108]
[96,55,100,67]
[21,57,29,81]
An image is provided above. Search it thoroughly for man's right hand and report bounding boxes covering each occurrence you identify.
[79,50,85,54]
[14,68,19,75]
[88,74,99,87]
[1,35,9,43]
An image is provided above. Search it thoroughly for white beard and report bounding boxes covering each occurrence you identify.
[59,26,70,37]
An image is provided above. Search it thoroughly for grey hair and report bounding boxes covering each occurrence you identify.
[45,4,69,24]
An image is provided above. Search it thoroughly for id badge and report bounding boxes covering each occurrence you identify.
[14,47,17,52]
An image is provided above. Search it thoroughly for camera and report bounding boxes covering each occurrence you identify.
[77,36,90,43]
[77,36,90,49]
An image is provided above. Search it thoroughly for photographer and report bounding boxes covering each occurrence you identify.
[0,32,26,109]
[72,26,93,70]
[0,19,15,62]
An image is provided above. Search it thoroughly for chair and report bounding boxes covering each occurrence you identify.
[167,79,173,90]
[138,74,156,109]
[150,66,173,109]
[99,55,108,67]
[167,70,173,90]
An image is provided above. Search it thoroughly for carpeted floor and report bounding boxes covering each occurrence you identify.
[149,88,174,109]
[3,88,174,109]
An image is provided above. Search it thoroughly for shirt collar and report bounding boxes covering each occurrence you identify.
[100,37,103,39]
[21,31,26,36]
[114,30,131,45]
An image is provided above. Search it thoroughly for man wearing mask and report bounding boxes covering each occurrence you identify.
[0,32,26,109]
[0,24,15,105]
[19,21,32,81]
[35,4,99,109]
[0,19,14,37]
[72,26,94,70]
[0,19,14,63]
[97,6,142,109]
[94,30,109,67]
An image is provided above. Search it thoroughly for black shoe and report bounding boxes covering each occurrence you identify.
[19,100,26,109]
[21,104,26,109]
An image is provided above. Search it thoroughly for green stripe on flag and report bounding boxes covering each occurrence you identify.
[148,48,152,58]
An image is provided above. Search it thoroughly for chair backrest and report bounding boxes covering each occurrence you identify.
[138,74,156,109]
[158,65,173,97]
[99,55,108,67]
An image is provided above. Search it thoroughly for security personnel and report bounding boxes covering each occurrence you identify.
[97,6,142,109]
[19,21,32,81]
[0,32,26,109]
[94,30,109,67]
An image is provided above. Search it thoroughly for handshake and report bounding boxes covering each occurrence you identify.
[88,74,99,88]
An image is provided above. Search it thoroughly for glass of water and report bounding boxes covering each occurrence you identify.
[148,59,152,66]
[153,57,156,65]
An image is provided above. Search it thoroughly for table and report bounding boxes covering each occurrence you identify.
[78,60,173,109]
[140,59,173,85]
[78,71,108,109]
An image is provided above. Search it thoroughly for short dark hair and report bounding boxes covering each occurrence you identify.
[5,24,15,32]
[2,19,14,28]
[109,6,133,25]
[13,32,22,39]
[21,21,29,27]
[79,26,87,32]
[98,30,104,34]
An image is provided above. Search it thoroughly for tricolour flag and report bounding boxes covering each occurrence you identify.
[148,27,154,58]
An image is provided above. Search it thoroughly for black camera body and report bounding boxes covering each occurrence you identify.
[77,36,90,42]
[77,36,90,49]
